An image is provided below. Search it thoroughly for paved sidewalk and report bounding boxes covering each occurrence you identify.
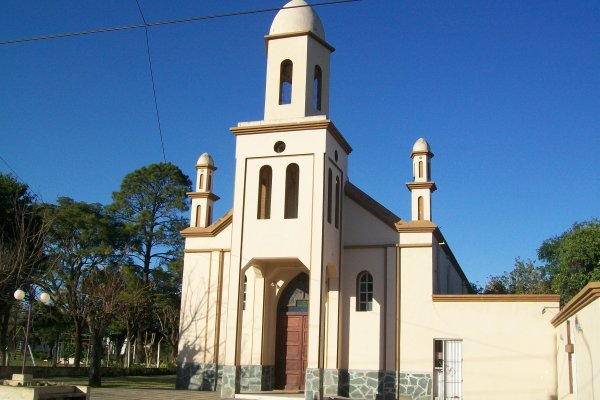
[90,387,222,400]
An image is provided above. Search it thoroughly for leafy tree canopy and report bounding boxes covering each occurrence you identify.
[538,219,600,302]
[108,162,191,283]
[483,258,551,294]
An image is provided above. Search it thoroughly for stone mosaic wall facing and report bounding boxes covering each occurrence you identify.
[177,364,432,400]
[305,368,324,400]
[176,362,223,391]
[398,372,432,400]
[221,365,240,398]
[239,365,274,391]
[322,369,431,400]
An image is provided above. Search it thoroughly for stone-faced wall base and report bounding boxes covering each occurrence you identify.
[240,365,274,391]
[221,365,241,398]
[398,372,432,400]
[176,362,223,391]
[320,369,432,400]
[305,368,324,400]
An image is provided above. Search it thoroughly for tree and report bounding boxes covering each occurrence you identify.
[483,258,551,294]
[0,174,51,365]
[108,162,191,284]
[45,197,126,367]
[83,265,126,386]
[538,219,600,302]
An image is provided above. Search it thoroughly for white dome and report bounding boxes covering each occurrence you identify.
[196,152,214,166]
[270,0,325,40]
[412,138,431,153]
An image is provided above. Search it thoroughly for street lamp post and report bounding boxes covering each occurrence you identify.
[13,287,51,375]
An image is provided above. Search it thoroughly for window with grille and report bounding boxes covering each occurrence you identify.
[356,271,373,311]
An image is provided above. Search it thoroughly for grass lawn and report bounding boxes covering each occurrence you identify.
[44,374,176,388]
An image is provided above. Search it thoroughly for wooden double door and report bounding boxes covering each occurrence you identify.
[274,273,309,390]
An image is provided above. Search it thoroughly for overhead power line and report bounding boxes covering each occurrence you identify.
[134,0,167,162]
[0,0,362,46]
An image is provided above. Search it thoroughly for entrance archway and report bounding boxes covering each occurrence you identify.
[275,273,309,390]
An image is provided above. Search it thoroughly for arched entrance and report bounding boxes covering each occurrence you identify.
[275,273,309,390]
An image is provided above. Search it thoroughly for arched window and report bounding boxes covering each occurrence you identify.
[418,161,423,178]
[207,173,212,191]
[199,173,204,190]
[243,275,247,311]
[207,205,212,226]
[356,271,373,311]
[195,205,202,227]
[257,165,272,219]
[279,60,293,105]
[313,65,322,111]
[327,169,332,223]
[334,176,340,228]
[285,163,300,219]
[418,196,424,221]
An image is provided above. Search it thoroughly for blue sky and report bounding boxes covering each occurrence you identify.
[1,0,599,285]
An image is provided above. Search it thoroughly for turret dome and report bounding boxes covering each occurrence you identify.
[270,0,325,40]
[412,138,431,155]
[196,152,214,166]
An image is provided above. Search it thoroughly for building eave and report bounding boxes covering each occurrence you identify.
[180,209,233,238]
[551,281,600,327]
[230,119,352,154]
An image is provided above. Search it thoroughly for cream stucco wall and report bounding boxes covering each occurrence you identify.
[399,231,557,399]
[555,295,600,400]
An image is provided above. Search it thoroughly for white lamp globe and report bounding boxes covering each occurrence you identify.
[14,289,26,301]
[39,292,51,304]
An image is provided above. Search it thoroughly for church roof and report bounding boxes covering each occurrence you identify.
[345,181,401,229]
[270,0,326,40]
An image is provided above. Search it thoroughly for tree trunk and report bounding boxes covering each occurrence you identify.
[0,304,11,367]
[135,328,144,364]
[87,321,104,387]
[74,317,83,367]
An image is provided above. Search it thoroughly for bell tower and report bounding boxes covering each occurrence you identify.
[263,0,334,120]
[407,138,436,221]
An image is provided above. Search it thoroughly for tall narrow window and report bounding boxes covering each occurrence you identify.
[257,165,272,219]
[418,161,423,178]
[279,60,293,105]
[356,271,373,311]
[327,169,332,223]
[285,163,300,219]
[195,205,202,227]
[418,196,424,220]
[313,65,322,111]
[207,173,212,191]
[207,205,212,226]
[199,174,204,190]
[334,176,340,228]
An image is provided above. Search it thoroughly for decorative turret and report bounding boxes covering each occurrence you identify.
[263,0,334,120]
[189,153,219,228]
[406,138,436,221]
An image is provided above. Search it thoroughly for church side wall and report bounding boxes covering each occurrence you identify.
[400,232,557,399]
[177,225,232,391]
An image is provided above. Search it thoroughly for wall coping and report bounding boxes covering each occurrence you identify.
[551,281,600,327]
[433,294,560,302]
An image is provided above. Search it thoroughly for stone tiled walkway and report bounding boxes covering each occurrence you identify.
[90,387,222,400]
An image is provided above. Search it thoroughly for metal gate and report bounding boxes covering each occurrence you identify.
[434,339,463,400]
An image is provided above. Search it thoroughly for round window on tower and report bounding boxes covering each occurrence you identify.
[274,141,286,153]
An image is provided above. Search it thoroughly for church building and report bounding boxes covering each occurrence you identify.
[176,1,563,399]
